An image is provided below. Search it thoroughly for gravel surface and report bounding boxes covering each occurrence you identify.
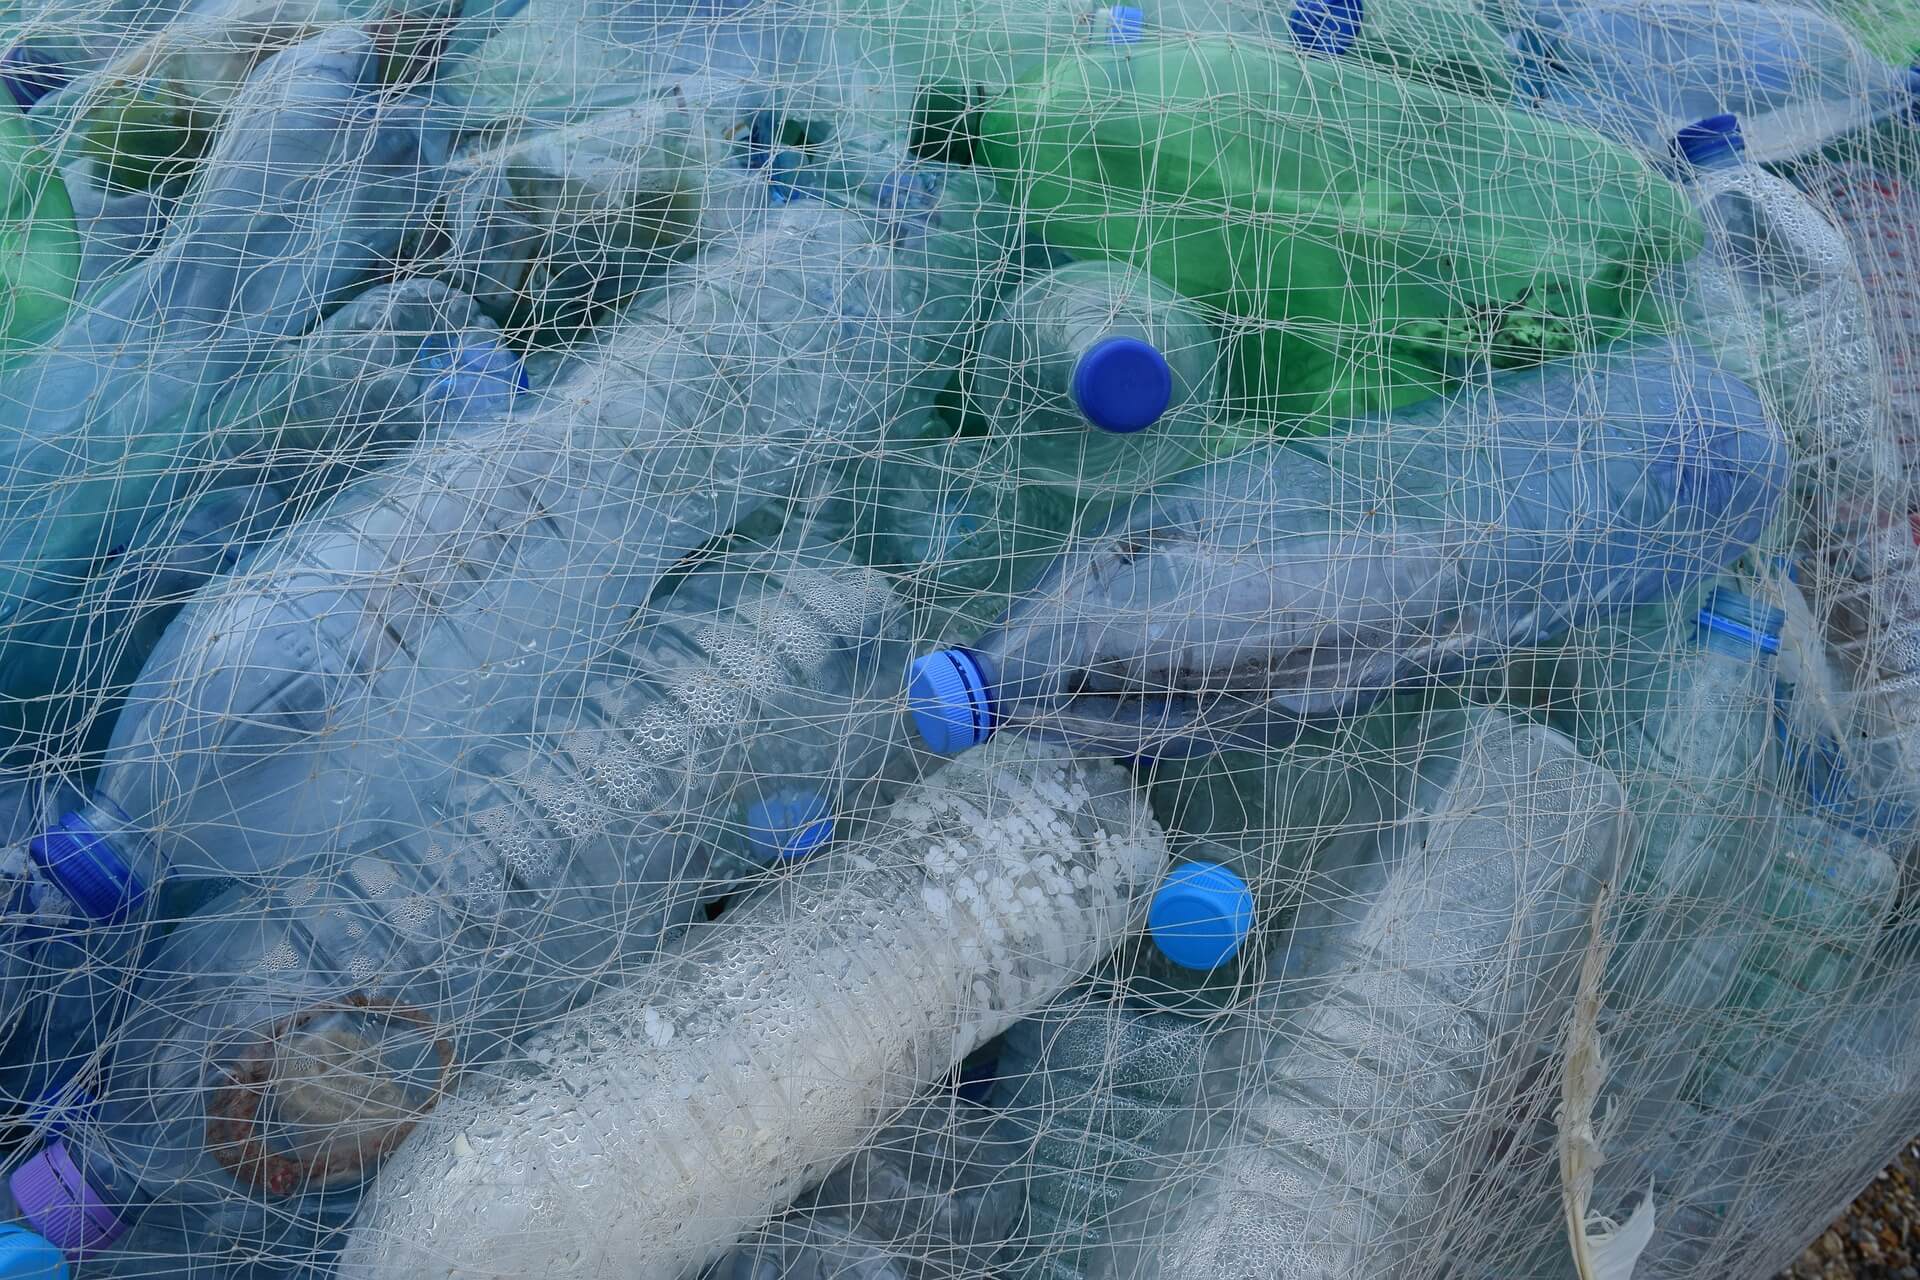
[1779,1143,1920,1280]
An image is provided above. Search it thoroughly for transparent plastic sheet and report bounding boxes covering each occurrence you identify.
[0,1,1911,1278]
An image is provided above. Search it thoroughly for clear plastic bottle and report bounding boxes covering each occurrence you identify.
[0,30,456,693]
[1093,708,1625,1280]
[6,194,1004,925]
[1667,113,1905,542]
[962,260,1223,503]
[329,740,1164,1280]
[0,276,523,762]
[907,339,1785,761]
[705,1098,1018,1280]
[981,995,1211,1280]
[0,519,923,1272]
[417,93,776,339]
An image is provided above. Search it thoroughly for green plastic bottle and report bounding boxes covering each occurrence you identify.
[0,106,76,351]
[977,37,1703,431]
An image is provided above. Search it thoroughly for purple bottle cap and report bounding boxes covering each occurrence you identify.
[9,1143,124,1258]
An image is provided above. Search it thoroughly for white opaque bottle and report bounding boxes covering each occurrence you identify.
[965,260,1224,506]
[1094,708,1626,1280]
[334,739,1165,1280]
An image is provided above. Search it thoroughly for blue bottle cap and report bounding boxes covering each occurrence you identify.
[1672,114,1746,168]
[26,813,144,923]
[25,1082,96,1140]
[1148,861,1256,971]
[1696,585,1784,654]
[907,650,996,756]
[745,790,835,862]
[1908,64,1920,101]
[424,339,529,403]
[1107,5,1145,44]
[0,1226,66,1279]
[0,45,70,111]
[1071,336,1173,434]
[1288,0,1363,58]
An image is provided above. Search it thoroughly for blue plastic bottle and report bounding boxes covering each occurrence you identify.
[908,339,1787,762]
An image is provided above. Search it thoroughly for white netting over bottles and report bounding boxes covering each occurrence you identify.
[0,0,1916,1276]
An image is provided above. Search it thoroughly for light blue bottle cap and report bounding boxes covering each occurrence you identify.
[1696,585,1784,654]
[0,1227,66,1279]
[746,791,835,861]
[424,339,529,408]
[907,650,996,755]
[1072,336,1173,434]
[1673,114,1745,168]
[1148,861,1256,971]
[1288,0,1363,58]
[26,813,144,923]
[1107,6,1145,44]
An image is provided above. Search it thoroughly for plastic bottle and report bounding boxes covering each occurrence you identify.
[8,193,1006,974]
[0,30,455,691]
[1092,708,1625,1280]
[1667,114,1905,544]
[444,0,915,139]
[415,92,776,339]
[0,277,523,763]
[1508,0,1917,165]
[907,339,1785,762]
[705,1098,1018,1280]
[1818,0,1920,65]
[960,260,1224,499]
[0,520,925,1271]
[316,740,1163,1280]
[1586,861,1903,1278]
[973,35,1704,424]
[980,995,1210,1280]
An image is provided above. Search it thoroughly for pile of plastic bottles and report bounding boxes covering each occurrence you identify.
[0,0,1916,1275]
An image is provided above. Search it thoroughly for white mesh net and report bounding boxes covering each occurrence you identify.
[0,1,1916,1277]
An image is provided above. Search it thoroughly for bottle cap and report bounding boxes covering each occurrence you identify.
[26,813,144,923]
[907,650,996,755]
[1908,64,1920,102]
[424,339,529,410]
[1696,585,1784,654]
[1107,6,1145,44]
[0,1226,65,1279]
[1288,0,1363,58]
[24,1083,95,1140]
[745,790,835,861]
[1072,336,1173,434]
[1672,114,1745,168]
[9,1143,123,1257]
[1148,861,1256,971]
[0,45,69,110]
